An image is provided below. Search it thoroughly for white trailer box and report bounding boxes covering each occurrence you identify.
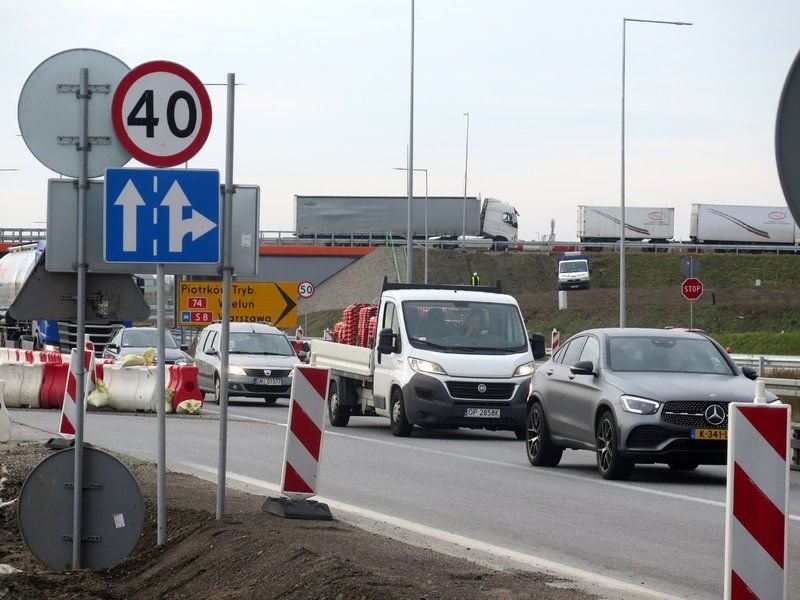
[577,206,675,242]
[690,204,800,245]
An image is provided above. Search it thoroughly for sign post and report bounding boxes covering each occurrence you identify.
[681,277,703,329]
[19,49,132,569]
[110,59,215,544]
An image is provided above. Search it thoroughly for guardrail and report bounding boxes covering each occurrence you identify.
[729,354,800,373]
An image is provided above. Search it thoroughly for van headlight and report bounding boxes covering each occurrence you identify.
[620,395,660,415]
[513,362,535,377]
[409,357,448,375]
[228,365,246,376]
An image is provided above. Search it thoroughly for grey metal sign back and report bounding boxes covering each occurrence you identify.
[18,49,131,178]
[776,47,800,227]
[17,447,145,571]
[46,179,259,276]
[681,255,701,278]
[8,250,150,321]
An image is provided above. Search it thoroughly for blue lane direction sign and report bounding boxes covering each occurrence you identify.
[105,168,220,264]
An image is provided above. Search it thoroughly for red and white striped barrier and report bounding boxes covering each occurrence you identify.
[58,343,96,437]
[550,328,560,352]
[724,386,790,600]
[279,365,330,500]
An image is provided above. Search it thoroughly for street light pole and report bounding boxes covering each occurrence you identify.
[394,167,428,283]
[620,17,691,328]
[462,112,470,249]
[406,0,415,284]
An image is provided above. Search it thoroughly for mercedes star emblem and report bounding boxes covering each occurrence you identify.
[704,404,725,426]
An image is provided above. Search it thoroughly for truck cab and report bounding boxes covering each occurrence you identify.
[557,253,591,290]
[312,281,538,439]
[480,198,519,244]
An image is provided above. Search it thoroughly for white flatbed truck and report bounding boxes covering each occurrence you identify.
[310,280,542,438]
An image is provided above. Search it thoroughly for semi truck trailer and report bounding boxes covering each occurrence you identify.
[689,203,800,245]
[577,206,675,243]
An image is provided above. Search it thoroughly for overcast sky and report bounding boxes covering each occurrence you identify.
[1,0,798,241]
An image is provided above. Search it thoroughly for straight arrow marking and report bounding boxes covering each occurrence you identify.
[114,179,145,252]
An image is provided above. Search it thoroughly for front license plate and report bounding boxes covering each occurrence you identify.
[255,377,282,386]
[464,408,501,418]
[691,428,727,440]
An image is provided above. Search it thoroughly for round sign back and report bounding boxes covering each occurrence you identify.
[18,48,131,178]
[776,48,800,227]
[112,60,212,167]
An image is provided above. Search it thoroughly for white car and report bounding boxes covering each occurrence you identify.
[193,322,301,405]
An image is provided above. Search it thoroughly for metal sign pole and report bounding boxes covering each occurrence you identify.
[72,66,89,570]
[156,263,166,544]
[689,260,694,329]
[217,72,235,519]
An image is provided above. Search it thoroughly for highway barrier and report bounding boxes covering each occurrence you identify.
[724,384,790,599]
[0,363,27,408]
[166,365,202,412]
[39,363,69,409]
[103,365,159,412]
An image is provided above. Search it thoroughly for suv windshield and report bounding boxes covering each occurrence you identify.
[403,301,528,354]
[609,336,734,375]
[228,332,294,356]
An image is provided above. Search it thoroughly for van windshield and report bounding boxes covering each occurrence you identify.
[228,332,294,356]
[559,260,587,274]
[403,301,528,354]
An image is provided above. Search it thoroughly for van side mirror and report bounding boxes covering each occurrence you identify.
[570,360,595,375]
[377,328,397,355]
[206,347,217,356]
[529,333,546,360]
[180,344,189,352]
[741,366,758,381]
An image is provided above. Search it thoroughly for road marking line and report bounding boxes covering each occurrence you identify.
[202,407,800,521]
[177,461,684,600]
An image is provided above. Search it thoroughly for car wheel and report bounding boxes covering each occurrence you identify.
[327,379,350,427]
[596,410,634,480]
[668,461,699,471]
[389,388,413,437]
[526,401,563,467]
[264,397,278,406]
[214,374,222,405]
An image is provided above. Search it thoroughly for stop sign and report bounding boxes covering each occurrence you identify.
[682,277,703,301]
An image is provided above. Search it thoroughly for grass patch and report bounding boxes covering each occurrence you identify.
[712,332,800,356]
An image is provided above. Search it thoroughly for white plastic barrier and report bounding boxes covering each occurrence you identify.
[0,364,26,408]
[0,381,10,443]
[104,364,162,412]
[19,364,43,408]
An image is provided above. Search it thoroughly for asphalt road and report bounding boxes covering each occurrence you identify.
[8,396,800,599]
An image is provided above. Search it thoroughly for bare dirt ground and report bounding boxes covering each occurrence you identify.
[0,439,596,600]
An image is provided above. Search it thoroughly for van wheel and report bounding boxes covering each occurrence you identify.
[390,389,413,437]
[328,380,350,427]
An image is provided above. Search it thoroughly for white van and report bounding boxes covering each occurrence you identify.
[310,280,539,438]
[193,322,301,405]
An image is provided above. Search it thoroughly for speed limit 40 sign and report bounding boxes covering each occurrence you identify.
[111,60,212,167]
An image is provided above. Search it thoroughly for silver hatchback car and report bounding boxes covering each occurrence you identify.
[526,328,776,480]
[193,322,301,405]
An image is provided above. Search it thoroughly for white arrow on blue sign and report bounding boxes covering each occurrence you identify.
[104,168,221,264]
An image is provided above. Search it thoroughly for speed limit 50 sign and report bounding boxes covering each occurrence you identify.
[112,60,212,167]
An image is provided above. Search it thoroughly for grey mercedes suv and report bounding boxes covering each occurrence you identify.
[526,328,776,480]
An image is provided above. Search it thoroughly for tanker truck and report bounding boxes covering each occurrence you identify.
[0,244,138,354]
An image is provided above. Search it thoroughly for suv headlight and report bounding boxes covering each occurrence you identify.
[620,395,660,415]
[409,357,447,375]
[228,365,246,376]
[513,361,535,377]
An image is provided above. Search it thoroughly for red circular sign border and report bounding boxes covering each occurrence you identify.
[298,281,316,299]
[681,277,703,301]
[112,60,212,167]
